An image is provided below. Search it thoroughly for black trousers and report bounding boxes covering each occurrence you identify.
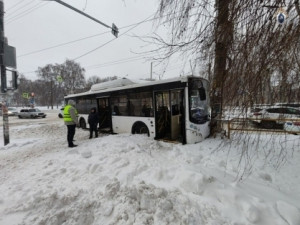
[89,123,98,138]
[67,124,76,147]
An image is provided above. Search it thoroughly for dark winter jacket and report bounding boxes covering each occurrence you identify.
[88,108,99,125]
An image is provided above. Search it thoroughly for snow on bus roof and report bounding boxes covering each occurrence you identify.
[90,78,138,92]
[65,76,200,98]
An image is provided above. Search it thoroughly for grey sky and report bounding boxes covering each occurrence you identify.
[4,0,191,81]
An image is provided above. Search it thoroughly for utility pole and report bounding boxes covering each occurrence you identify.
[0,0,9,145]
[50,78,53,109]
[0,1,18,145]
[150,62,153,80]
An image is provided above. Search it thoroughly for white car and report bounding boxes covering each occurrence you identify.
[18,108,46,119]
[58,107,64,118]
[7,107,19,116]
[249,106,300,129]
[284,121,300,134]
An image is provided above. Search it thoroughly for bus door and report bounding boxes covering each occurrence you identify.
[155,91,171,139]
[170,89,184,142]
[155,90,184,142]
[97,97,112,133]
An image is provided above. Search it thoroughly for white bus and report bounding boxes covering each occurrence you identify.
[64,76,211,144]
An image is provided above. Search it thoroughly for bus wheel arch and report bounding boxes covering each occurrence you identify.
[79,117,87,129]
[132,121,149,136]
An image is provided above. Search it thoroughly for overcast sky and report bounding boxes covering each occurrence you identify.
[4,0,192,81]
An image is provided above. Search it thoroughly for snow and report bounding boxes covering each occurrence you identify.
[0,109,299,225]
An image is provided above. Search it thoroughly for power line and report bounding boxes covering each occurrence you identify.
[15,9,188,76]
[15,11,183,58]
[17,16,156,58]
[6,2,49,24]
[5,0,27,12]
[17,31,110,58]
[85,53,160,70]
[20,59,186,78]
[5,0,36,18]
[85,47,171,70]
[72,13,155,60]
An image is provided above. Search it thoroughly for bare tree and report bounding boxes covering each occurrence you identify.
[85,75,118,91]
[58,59,86,94]
[154,0,300,176]
[155,0,300,115]
[36,59,86,108]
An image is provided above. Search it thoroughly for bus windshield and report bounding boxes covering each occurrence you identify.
[189,78,210,124]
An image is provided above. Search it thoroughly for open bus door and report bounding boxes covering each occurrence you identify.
[97,97,112,133]
[155,90,184,143]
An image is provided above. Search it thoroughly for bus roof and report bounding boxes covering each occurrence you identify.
[65,75,205,99]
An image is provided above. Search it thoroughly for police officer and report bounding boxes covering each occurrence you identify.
[64,100,79,147]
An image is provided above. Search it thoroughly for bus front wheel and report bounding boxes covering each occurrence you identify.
[132,122,149,136]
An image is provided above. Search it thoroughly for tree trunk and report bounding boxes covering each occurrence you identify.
[211,0,232,134]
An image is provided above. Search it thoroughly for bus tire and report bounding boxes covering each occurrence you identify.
[132,122,149,136]
[80,118,87,129]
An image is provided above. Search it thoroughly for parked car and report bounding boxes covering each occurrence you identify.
[284,121,300,134]
[275,102,300,108]
[0,107,19,116]
[249,106,300,129]
[18,108,46,119]
[58,107,64,118]
[7,107,19,116]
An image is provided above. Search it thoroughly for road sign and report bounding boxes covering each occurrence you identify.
[22,92,29,99]
[276,7,287,24]
[57,75,63,82]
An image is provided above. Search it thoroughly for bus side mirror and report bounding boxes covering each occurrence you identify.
[199,87,206,101]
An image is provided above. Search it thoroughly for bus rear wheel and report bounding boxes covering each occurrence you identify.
[132,122,149,136]
[80,118,86,129]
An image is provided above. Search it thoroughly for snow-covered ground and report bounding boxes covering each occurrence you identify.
[0,109,299,225]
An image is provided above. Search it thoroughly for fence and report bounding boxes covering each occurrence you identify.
[226,118,300,139]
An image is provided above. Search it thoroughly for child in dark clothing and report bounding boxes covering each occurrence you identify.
[88,107,99,139]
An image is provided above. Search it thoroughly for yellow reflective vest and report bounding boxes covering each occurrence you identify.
[63,105,78,122]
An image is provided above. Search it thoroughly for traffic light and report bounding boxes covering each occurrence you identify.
[111,23,119,38]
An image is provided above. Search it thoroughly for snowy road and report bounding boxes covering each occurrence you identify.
[0,110,300,225]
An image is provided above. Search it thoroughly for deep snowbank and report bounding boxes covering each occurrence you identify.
[0,112,299,225]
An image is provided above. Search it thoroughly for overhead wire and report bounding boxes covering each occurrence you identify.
[6,2,49,24]
[15,8,190,75]
[17,31,111,58]
[21,59,188,78]
[85,52,164,70]
[16,10,186,58]
[5,0,27,12]
[72,9,197,61]
[5,0,36,15]
[16,14,161,58]
[5,0,37,19]
[72,13,156,60]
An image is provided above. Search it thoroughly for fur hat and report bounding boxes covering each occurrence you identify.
[68,99,76,106]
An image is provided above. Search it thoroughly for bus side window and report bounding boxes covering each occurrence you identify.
[142,103,151,117]
[127,100,135,116]
[113,106,121,115]
[172,104,179,115]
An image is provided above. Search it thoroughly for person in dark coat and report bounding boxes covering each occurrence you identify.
[88,107,99,139]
